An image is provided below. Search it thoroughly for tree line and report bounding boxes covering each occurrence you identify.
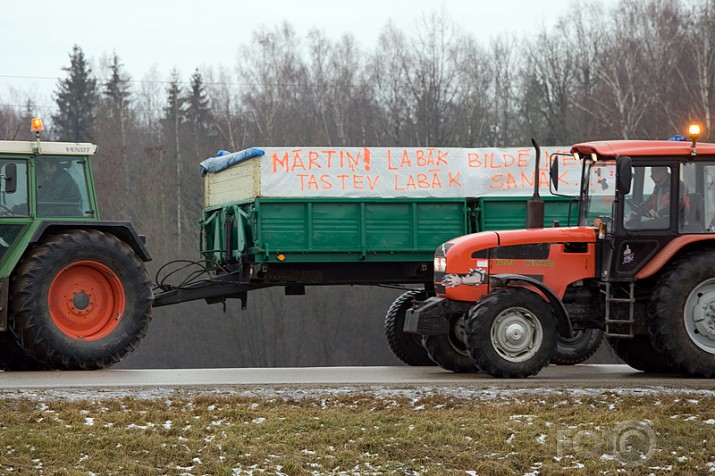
[0,0,710,367]
[2,0,714,252]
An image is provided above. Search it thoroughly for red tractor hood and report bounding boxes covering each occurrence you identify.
[438,226,599,302]
[447,226,598,252]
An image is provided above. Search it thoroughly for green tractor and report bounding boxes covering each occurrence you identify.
[0,119,152,370]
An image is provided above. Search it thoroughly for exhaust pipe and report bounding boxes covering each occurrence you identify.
[526,138,545,229]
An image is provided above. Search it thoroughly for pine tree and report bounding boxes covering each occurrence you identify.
[184,69,211,131]
[103,52,132,148]
[98,52,134,219]
[184,69,213,157]
[52,45,98,142]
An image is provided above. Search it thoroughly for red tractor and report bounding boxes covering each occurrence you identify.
[406,126,715,378]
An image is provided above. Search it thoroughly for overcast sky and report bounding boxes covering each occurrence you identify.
[1,0,614,113]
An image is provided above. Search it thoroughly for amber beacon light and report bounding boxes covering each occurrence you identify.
[689,124,701,157]
[689,124,701,139]
[31,117,44,133]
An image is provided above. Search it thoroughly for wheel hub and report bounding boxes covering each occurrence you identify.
[505,322,527,346]
[685,279,715,354]
[491,308,543,362]
[71,290,92,313]
[699,303,715,337]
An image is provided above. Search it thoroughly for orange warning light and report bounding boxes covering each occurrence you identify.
[688,124,701,139]
[31,117,44,132]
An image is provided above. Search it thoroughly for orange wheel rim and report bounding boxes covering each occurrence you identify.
[48,260,126,341]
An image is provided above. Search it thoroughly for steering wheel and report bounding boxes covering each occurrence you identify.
[626,199,647,216]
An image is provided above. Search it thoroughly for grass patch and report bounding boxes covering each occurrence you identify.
[0,390,713,474]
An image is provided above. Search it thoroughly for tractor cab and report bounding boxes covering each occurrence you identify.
[0,118,97,263]
[570,129,715,283]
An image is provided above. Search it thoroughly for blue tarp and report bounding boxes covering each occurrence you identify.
[199,147,265,176]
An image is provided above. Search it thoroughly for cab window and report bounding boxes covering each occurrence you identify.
[624,166,672,230]
[682,162,715,233]
[36,157,90,217]
[0,159,29,216]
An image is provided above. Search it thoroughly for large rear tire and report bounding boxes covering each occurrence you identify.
[422,312,479,373]
[384,290,434,366]
[466,287,558,378]
[0,331,49,371]
[10,230,153,370]
[649,251,715,377]
[608,335,675,373]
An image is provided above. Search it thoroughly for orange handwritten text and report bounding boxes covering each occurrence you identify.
[489,171,562,190]
[468,149,533,169]
[394,170,461,190]
[387,149,450,170]
[296,174,380,191]
[273,148,373,173]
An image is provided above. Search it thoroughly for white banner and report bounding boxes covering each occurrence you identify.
[260,146,581,198]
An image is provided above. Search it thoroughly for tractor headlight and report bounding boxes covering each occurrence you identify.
[434,255,447,273]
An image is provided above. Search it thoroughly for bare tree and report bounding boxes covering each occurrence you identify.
[205,66,245,151]
[453,37,493,147]
[561,2,611,139]
[402,9,465,146]
[680,0,715,138]
[626,0,688,137]
[370,22,412,146]
[522,22,577,145]
[584,3,653,139]
[488,35,520,146]
[237,22,308,145]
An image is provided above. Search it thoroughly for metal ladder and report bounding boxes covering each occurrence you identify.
[601,281,636,338]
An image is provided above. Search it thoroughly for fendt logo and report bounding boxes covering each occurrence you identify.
[65,146,92,153]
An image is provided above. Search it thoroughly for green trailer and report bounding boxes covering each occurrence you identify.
[154,196,575,307]
[201,195,574,268]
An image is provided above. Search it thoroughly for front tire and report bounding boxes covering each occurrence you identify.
[10,230,153,370]
[649,251,715,377]
[384,290,434,366]
[466,287,558,378]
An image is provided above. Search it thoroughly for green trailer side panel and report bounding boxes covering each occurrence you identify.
[254,198,468,261]
[476,195,577,231]
[200,195,577,266]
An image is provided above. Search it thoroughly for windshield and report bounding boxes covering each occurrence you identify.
[580,159,617,226]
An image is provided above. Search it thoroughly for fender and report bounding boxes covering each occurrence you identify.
[635,235,715,280]
[30,221,152,261]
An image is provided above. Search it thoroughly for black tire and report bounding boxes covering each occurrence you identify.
[551,329,604,365]
[0,331,50,371]
[649,251,715,377]
[466,287,558,378]
[608,336,675,373]
[422,312,479,373]
[10,230,153,370]
[384,290,434,366]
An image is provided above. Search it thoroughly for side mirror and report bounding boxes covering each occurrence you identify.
[3,163,17,194]
[550,156,560,191]
[616,156,632,195]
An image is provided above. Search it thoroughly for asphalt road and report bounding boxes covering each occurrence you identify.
[1,365,714,392]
